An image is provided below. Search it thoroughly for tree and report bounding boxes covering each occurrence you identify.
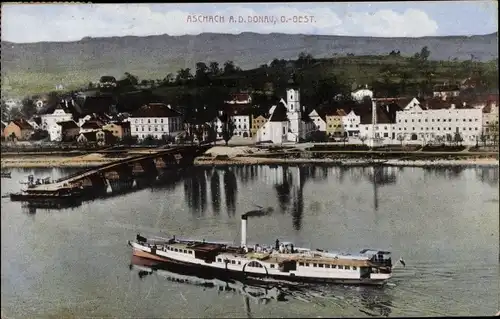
[207,124,218,145]
[124,72,139,85]
[121,135,138,146]
[176,68,193,83]
[164,73,175,83]
[209,62,220,75]
[161,134,175,144]
[1,99,9,121]
[342,132,348,147]
[480,132,488,147]
[453,132,463,146]
[142,134,158,146]
[445,133,453,146]
[359,135,368,145]
[193,125,205,144]
[221,119,235,146]
[30,129,49,141]
[397,134,405,146]
[420,46,431,61]
[297,52,314,68]
[223,61,237,75]
[488,122,499,147]
[195,62,209,85]
[21,98,37,119]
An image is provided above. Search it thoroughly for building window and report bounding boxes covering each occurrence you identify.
[148,119,151,124]
[270,264,275,268]
[338,265,343,269]
[299,262,304,266]
[319,264,324,268]
[313,263,317,267]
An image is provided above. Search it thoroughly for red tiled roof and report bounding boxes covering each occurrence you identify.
[131,103,182,118]
[11,119,34,130]
[81,121,103,129]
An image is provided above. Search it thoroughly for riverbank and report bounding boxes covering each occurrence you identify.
[193,156,499,167]
[0,153,124,168]
[2,154,497,169]
[1,146,498,169]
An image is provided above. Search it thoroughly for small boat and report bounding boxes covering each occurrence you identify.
[1,172,11,178]
[128,212,398,286]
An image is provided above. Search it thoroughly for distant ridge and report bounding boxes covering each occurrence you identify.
[1,32,498,91]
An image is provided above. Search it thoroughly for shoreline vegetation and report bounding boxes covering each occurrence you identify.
[1,146,498,169]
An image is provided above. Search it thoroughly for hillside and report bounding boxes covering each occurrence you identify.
[1,32,498,97]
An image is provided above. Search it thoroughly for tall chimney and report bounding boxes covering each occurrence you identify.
[241,215,247,248]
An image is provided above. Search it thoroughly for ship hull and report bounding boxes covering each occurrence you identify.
[131,247,389,286]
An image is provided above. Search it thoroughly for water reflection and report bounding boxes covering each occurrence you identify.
[210,169,222,215]
[223,168,238,216]
[474,167,499,187]
[130,255,393,317]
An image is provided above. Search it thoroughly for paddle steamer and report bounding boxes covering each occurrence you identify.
[129,214,395,286]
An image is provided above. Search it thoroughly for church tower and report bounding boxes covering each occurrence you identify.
[286,75,301,142]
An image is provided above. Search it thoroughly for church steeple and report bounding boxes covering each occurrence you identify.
[287,73,299,89]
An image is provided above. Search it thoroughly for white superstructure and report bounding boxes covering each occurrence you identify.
[129,215,395,285]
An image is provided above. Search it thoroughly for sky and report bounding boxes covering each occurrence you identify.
[1,2,498,43]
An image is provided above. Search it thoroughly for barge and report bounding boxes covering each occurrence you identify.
[129,212,400,286]
[1,172,11,178]
[10,184,84,202]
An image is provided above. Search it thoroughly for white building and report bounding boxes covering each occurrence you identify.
[128,103,184,140]
[342,110,361,137]
[308,109,327,132]
[351,86,373,102]
[40,107,73,141]
[255,100,289,144]
[359,104,397,146]
[256,88,314,144]
[395,100,483,145]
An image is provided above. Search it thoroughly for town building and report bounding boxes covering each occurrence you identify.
[325,109,346,138]
[351,86,373,102]
[342,110,361,137]
[99,76,117,88]
[102,122,131,140]
[3,119,34,140]
[224,93,252,105]
[128,103,184,140]
[57,120,80,142]
[214,107,253,139]
[359,102,397,146]
[432,84,460,98]
[255,100,289,144]
[40,106,73,141]
[76,129,115,146]
[255,87,314,144]
[395,98,483,145]
[251,113,267,138]
[482,100,499,138]
[308,109,327,132]
[79,120,104,134]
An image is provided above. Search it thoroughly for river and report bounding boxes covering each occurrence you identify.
[1,165,498,318]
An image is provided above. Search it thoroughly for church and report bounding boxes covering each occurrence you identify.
[255,87,315,144]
